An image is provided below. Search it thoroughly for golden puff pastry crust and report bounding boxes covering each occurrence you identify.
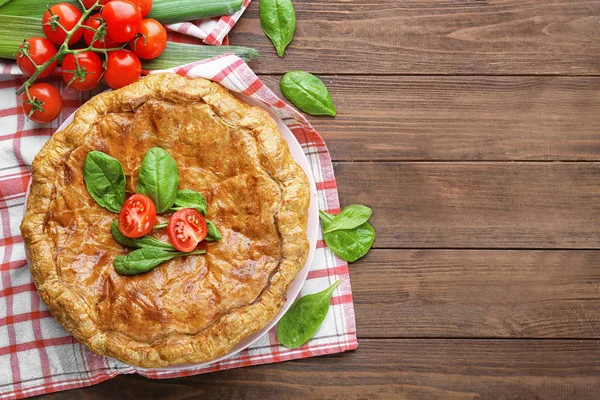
[21,73,310,367]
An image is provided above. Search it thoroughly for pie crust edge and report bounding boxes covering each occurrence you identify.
[20,73,310,367]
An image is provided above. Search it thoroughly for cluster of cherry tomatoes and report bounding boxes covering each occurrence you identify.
[17,0,167,123]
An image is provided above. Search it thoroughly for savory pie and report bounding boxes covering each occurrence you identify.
[20,73,310,367]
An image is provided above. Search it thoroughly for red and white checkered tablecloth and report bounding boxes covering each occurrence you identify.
[166,0,251,45]
[0,54,358,399]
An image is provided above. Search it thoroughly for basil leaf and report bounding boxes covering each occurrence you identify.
[323,204,372,234]
[205,218,222,241]
[136,147,179,213]
[83,151,126,213]
[172,189,207,214]
[111,220,175,250]
[280,71,337,117]
[259,0,296,57]
[277,280,341,348]
[113,247,206,275]
[320,211,375,262]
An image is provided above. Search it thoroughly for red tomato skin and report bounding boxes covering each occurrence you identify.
[82,0,109,10]
[22,83,63,124]
[42,3,83,45]
[129,18,166,60]
[102,0,142,43]
[83,14,120,49]
[167,209,208,252]
[16,37,58,78]
[62,52,103,91]
[129,0,152,17]
[118,194,157,238]
[104,50,142,89]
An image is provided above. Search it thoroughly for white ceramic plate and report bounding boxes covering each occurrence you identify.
[28,93,319,372]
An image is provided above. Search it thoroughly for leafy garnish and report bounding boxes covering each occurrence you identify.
[277,280,341,348]
[83,151,126,213]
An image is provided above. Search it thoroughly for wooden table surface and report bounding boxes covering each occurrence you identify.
[40,1,600,399]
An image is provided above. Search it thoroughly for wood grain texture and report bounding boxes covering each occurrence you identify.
[234,0,600,75]
[352,250,600,338]
[38,339,600,400]
[261,75,600,161]
[334,162,600,248]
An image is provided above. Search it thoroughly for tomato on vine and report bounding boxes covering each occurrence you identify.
[42,3,83,45]
[22,83,63,124]
[102,0,142,43]
[62,52,103,91]
[83,14,119,49]
[130,19,166,60]
[128,0,153,17]
[104,50,142,89]
[16,38,58,78]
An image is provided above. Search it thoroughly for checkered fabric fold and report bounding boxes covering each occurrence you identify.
[166,0,251,45]
[0,54,357,399]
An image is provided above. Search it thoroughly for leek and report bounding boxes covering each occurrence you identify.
[142,42,259,69]
[0,15,43,59]
[0,0,243,25]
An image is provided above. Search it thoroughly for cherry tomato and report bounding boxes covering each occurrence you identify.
[129,19,166,60]
[102,0,142,43]
[118,194,157,238]
[82,0,109,10]
[83,14,120,49]
[42,3,83,45]
[16,37,58,78]
[22,83,63,124]
[104,50,141,89]
[62,52,103,91]
[128,0,152,17]
[167,209,208,252]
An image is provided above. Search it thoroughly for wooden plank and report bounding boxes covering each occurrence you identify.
[50,339,600,399]
[234,0,600,75]
[333,162,600,248]
[260,76,600,161]
[352,250,600,338]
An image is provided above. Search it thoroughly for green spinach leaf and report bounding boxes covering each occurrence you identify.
[172,189,207,214]
[323,204,372,234]
[205,218,222,241]
[280,71,336,116]
[153,221,168,229]
[136,147,179,213]
[113,247,205,275]
[111,220,175,250]
[260,0,296,57]
[320,211,375,262]
[83,151,126,213]
[277,280,341,348]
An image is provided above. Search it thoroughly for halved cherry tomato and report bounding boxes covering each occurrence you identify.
[128,0,152,17]
[129,18,166,60]
[22,83,63,124]
[42,3,83,45]
[102,0,142,43]
[83,14,120,49]
[82,0,109,10]
[16,37,58,78]
[62,52,103,91]
[167,209,207,252]
[118,194,157,238]
[104,50,141,89]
